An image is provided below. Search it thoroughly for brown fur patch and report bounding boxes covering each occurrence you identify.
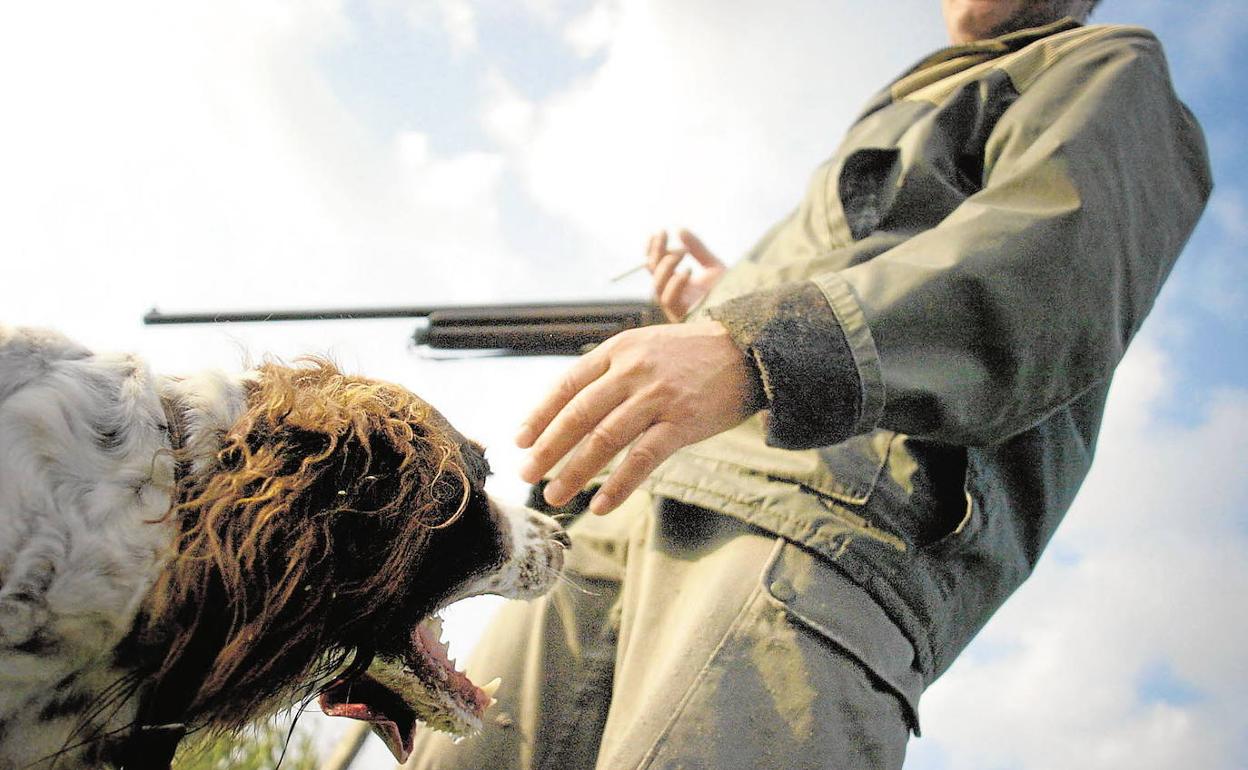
[138,357,473,731]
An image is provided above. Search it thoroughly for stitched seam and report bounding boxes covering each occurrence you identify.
[647,473,905,552]
[676,445,870,503]
[671,442,882,506]
[811,271,886,435]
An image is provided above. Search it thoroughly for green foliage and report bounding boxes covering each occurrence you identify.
[173,718,320,770]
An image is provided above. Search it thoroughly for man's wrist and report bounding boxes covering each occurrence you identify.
[707,281,866,449]
[705,320,768,415]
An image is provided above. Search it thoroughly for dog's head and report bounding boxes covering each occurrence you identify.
[132,358,566,762]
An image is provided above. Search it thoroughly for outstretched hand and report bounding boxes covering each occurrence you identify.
[648,229,726,322]
[516,321,760,515]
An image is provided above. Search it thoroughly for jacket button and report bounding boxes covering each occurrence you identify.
[769,579,796,602]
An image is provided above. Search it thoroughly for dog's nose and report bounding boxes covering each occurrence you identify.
[526,510,570,542]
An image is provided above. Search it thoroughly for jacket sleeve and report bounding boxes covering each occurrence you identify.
[710,31,1213,448]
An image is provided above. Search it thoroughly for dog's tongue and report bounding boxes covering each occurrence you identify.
[318,620,494,763]
[319,673,417,762]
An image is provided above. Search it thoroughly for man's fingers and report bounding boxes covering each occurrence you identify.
[542,394,657,507]
[678,229,723,269]
[661,268,692,317]
[651,251,683,297]
[516,352,610,450]
[520,368,630,488]
[646,231,668,271]
[589,423,685,514]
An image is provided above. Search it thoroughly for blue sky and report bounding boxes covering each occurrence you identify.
[1,1,1244,768]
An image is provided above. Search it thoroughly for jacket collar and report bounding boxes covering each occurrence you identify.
[853,17,1083,123]
[909,16,1082,73]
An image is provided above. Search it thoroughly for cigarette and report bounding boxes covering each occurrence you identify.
[609,262,649,283]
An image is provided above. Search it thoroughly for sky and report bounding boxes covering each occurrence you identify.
[2,1,1245,768]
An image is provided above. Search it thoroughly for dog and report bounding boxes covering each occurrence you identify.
[0,324,569,769]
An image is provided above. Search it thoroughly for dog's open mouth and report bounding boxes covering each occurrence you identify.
[318,613,499,763]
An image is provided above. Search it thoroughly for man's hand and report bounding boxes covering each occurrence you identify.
[648,229,726,322]
[516,321,761,515]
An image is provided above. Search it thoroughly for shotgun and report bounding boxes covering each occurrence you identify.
[142,300,664,356]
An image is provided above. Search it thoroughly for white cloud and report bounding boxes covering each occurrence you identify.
[1209,190,1248,240]
[0,0,528,360]
[510,0,943,272]
[480,69,537,147]
[517,0,563,27]
[372,0,479,53]
[438,0,479,53]
[397,132,504,213]
[563,0,619,58]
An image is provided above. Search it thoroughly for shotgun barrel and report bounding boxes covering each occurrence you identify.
[142,300,664,356]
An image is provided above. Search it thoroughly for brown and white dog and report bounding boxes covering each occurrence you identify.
[0,325,568,769]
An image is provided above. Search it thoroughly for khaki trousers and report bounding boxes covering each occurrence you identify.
[406,493,913,770]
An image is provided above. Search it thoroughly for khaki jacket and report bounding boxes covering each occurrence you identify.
[642,19,1212,688]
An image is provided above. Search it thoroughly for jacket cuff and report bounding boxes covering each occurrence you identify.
[707,278,883,449]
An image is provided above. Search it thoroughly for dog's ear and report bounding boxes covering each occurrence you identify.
[291,424,466,524]
[144,359,473,731]
[203,360,474,596]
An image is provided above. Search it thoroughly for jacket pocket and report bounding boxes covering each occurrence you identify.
[761,540,924,733]
[852,436,976,551]
[837,147,902,241]
[916,443,980,556]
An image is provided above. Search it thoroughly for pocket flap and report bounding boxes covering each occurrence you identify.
[685,420,894,506]
[763,541,924,733]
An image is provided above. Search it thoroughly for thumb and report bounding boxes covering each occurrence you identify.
[678,229,722,269]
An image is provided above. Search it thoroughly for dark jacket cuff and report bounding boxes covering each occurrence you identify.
[707,281,868,449]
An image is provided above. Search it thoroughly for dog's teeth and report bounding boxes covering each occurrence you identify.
[481,677,502,698]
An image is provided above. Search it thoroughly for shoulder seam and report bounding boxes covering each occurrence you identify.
[1006,24,1160,93]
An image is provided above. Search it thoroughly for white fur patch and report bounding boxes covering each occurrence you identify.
[0,326,253,769]
[464,500,566,601]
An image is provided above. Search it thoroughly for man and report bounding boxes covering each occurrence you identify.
[409,0,1211,767]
